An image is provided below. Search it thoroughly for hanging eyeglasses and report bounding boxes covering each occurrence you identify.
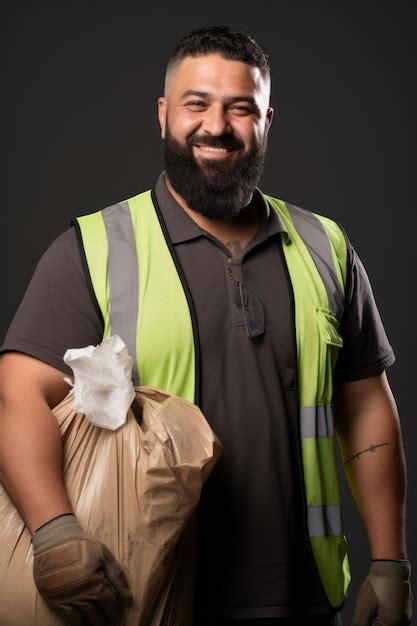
[226,267,265,339]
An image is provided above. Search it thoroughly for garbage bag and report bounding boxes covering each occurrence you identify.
[0,386,221,626]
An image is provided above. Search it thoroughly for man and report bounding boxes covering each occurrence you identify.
[0,25,412,626]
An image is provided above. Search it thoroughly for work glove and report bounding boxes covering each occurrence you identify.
[351,559,412,626]
[32,513,131,625]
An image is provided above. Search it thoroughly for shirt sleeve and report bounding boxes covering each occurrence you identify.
[0,227,103,375]
[333,233,396,382]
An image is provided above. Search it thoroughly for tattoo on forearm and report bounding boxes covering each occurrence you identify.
[344,442,389,466]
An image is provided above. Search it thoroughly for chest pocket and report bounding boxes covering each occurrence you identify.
[316,307,343,403]
[316,307,343,348]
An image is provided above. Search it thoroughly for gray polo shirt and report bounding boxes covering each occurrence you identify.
[1,172,395,621]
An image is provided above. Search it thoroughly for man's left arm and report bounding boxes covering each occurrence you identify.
[334,372,412,625]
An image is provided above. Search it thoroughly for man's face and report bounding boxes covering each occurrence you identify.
[158,54,274,219]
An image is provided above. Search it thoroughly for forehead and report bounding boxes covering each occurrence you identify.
[167,54,269,100]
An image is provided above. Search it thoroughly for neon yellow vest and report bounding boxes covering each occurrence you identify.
[74,189,351,608]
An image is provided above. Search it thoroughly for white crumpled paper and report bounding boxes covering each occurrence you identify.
[63,335,136,430]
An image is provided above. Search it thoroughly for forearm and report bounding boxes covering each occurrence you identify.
[0,392,73,533]
[335,375,408,559]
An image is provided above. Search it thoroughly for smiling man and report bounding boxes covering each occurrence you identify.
[0,26,412,626]
[159,51,272,227]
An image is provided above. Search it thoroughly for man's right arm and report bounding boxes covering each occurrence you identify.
[0,351,73,533]
[0,229,132,623]
[0,226,103,532]
[0,350,132,625]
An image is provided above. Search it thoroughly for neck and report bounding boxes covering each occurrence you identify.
[164,176,263,242]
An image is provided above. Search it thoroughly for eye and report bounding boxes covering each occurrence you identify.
[186,101,206,109]
[231,104,253,115]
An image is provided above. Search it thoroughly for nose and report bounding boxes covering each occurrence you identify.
[201,103,231,136]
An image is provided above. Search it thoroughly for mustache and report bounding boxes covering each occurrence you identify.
[187,134,244,151]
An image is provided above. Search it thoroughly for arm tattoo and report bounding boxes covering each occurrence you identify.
[227,239,244,256]
[344,442,389,466]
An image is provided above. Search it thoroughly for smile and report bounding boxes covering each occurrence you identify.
[195,145,232,152]
[193,145,238,159]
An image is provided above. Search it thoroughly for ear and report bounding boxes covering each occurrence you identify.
[158,97,167,139]
[266,106,274,131]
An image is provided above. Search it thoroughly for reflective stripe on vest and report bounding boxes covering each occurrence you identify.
[74,189,351,607]
[308,505,344,537]
[102,201,140,386]
[286,203,345,317]
[285,203,343,539]
[300,405,335,437]
[267,196,350,605]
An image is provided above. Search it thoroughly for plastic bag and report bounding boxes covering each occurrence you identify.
[63,335,136,430]
[0,386,221,626]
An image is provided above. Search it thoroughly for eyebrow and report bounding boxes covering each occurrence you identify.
[180,90,261,114]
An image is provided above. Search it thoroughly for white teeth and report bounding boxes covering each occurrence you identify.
[197,145,228,152]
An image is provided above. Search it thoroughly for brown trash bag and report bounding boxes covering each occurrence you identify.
[0,386,221,626]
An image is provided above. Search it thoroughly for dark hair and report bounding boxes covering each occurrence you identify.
[166,25,270,84]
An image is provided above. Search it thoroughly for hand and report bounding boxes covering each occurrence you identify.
[351,560,412,626]
[32,514,131,625]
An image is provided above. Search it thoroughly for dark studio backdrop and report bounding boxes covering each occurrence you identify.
[2,2,416,622]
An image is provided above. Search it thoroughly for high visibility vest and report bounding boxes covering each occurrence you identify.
[73,188,351,608]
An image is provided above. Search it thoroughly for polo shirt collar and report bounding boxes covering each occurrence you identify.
[154,171,290,244]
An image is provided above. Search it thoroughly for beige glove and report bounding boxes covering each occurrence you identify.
[352,560,412,626]
[32,514,131,625]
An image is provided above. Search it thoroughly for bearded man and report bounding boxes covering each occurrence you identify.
[0,25,412,626]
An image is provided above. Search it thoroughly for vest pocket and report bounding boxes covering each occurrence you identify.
[316,307,343,349]
[315,307,343,403]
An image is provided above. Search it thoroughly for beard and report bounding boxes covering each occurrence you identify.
[163,122,267,220]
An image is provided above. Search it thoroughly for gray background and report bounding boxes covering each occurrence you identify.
[2,2,416,622]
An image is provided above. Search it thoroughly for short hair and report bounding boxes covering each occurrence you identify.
[165,25,271,94]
